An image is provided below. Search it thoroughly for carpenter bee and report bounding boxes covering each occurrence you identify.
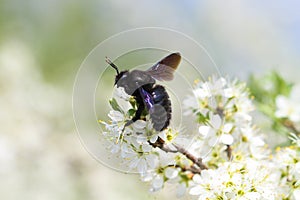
[106,52,181,132]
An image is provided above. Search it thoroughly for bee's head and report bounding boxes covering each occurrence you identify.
[114,70,128,86]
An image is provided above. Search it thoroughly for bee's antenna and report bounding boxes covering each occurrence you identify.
[105,57,120,75]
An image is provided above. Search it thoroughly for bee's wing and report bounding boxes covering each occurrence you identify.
[146,52,181,81]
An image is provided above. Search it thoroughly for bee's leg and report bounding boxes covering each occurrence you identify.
[123,103,145,130]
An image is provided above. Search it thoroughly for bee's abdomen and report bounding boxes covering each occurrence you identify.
[150,85,171,131]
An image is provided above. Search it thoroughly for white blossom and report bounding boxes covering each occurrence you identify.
[275,84,300,122]
[114,87,131,100]
[189,160,280,199]
[165,167,179,179]
[123,143,159,174]
[101,76,300,199]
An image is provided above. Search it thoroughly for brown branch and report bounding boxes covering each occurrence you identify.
[148,137,177,153]
[149,136,208,172]
[167,164,202,174]
[225,145,232,161]
[173,143,208,170]
[283,119,300,136]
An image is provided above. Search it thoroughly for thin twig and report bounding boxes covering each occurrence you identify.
[167,164,202,174]
[149,137,208,171]
[172,143,208,170]
[283,119,300,136]
[225,145,232,160]
[148,137,177,153]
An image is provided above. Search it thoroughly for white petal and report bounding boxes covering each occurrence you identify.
[290,113,300,122]
[150,135,158,143]
[133,120,147,130]
[251,136,265,146]
[194,88,209,98]
[110,144,120,154]
[176,183,186,197]
[198,126,211,137]
[211,114,222,129]
[231,173,242,185]
[276,95,288,107]
[142,144,152,152]
[224,88,233,98]
[141,172,153,182]
[152,175,164,189]
[275,96,289,118]
[114,87,130,100]
[223,123,233,133]
[108,110,124,122]
[120,144,133,158]
[146,154,158,169]
[208,136,218,147]
[136,135,147,144]
[137,158,147,174]
[293,189,300,200]
[291,84,300,101]
[193,174,202,183]
[189,186,202,195]
[244,192,261,200]
[220,134,234,145]
[275,110,286,118]
[129,158,140,169]
[225,192,236,199]
[201,169,213,180]
[218,77,227,87]
[183,96,198,111]
[295,162,300,172]
[165,168,178,179]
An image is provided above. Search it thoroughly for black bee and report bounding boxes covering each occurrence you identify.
[106,53,181,131]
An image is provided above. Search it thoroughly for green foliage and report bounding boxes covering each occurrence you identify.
[249,71,292,106]
[197,112,208,124]
[109,98,124,113]
[248,71,294,137]
[127,109,136,117]
[129,97,137,109]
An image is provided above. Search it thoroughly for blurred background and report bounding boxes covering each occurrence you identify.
[0,1,299,199]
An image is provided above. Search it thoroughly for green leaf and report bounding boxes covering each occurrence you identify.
[109,98,124,113]
[249,71,292,105]
[248,71,298,140]
[127,108,136,117]
[272,71,293,96]
[248,71,293,115]
[197,112,208,124]
[129,97,136,109]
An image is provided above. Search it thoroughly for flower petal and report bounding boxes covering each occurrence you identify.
[199,126,211,137]
[133,120,147,130]
[108,110,124,122]
[176,183,186,197]
[220,134,234,145]
[211,114,222,129]
[137,158,147,174]
[189,186,202,195]
[152,175,164,189]
[165,168,178,179]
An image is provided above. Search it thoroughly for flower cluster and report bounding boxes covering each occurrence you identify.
[100,76,300,199]
[189,160,279,199]
[183,77,267,166]
[100,88,203,195]
[272,133,300,199]
[275,84,300,123]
